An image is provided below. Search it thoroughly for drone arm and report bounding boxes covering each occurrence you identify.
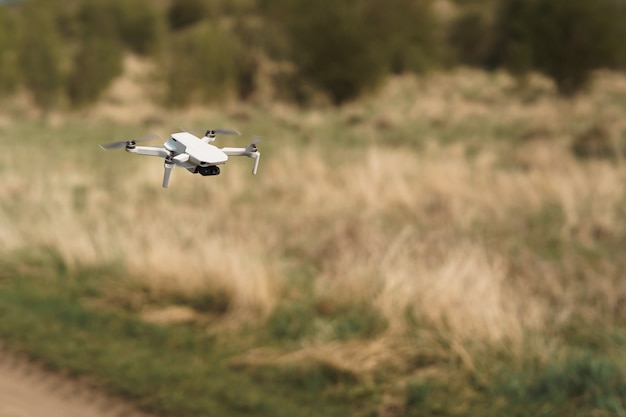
[220,147,260,174]
[220,147,247,156]
[126,146,170,158]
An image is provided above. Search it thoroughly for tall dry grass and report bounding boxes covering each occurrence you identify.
[2,68,626,381]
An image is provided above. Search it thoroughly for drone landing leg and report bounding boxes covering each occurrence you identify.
[252,152,261,175]
[163,159,174,188]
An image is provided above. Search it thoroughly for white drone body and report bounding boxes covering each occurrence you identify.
[100,129,261,188]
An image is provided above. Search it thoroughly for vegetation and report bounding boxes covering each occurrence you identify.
[66,2,124,107]
[1,0,624,108]
[1,0,626,415]
[0,262,352,417]
[271,0,389,104]
[259,0,442,104]
[0,6,19,94]
[167,0,209,31]
[16,2,64,111]
[489,0,626,95]
[1,68,626,415]
[163,23,241,106]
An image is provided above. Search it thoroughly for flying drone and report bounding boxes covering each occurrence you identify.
[100,129,261,188]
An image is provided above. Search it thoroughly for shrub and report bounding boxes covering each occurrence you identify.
[17,2,63,110]
[73,0,162,55]
[66,1,124,107]
[367,0,444,74]
[491,0,626,95]
[74,0,121,41]
[263,0,443,104]
[276,0,388,104]
[167,0,208,31]
[0,7,19,93]
[163,23,241,106]
[448,8,495,68]
[113,0,164,56]
[66,35,123,107]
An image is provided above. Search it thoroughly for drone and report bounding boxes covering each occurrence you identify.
[100,129,261,188]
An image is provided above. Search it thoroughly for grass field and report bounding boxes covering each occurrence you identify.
[1,68,626,416]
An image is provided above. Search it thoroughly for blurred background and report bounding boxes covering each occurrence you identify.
[1,0,626,416]
[0,0,624,111]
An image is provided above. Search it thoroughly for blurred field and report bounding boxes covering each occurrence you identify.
[1,68,626,416]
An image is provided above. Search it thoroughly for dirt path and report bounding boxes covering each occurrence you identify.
[0,346,154,417]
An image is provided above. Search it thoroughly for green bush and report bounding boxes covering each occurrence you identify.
[74,0,162,55]
[448,8,494,68]
[67,36,123,107]
[17,2,63,110]
[74,0,121,41]
[167,0,208,31]
[66,0,164,106]
[263,0,443,104]
[275,0,388,104]
[367,0,444,74]
[0,7,19,94]
[163,23,241,106]
[113,0,164,56]
[491,0,626,95]
[66,1,124,107]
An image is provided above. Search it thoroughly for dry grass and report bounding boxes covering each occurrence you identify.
[2,69,626,386]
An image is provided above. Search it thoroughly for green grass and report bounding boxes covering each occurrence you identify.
[492,354,626,417]
[403,353,626,417]
[3,249,626,417]
[0,253,357,417]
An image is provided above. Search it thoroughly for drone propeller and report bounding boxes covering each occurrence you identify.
[202,128,241,143]
[100,132,161,150]
[245,136,263,153]
[205,129,241,137]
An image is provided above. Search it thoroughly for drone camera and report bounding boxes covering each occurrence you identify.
[196,165,220,176]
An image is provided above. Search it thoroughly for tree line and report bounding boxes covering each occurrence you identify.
[0,0,624,110]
